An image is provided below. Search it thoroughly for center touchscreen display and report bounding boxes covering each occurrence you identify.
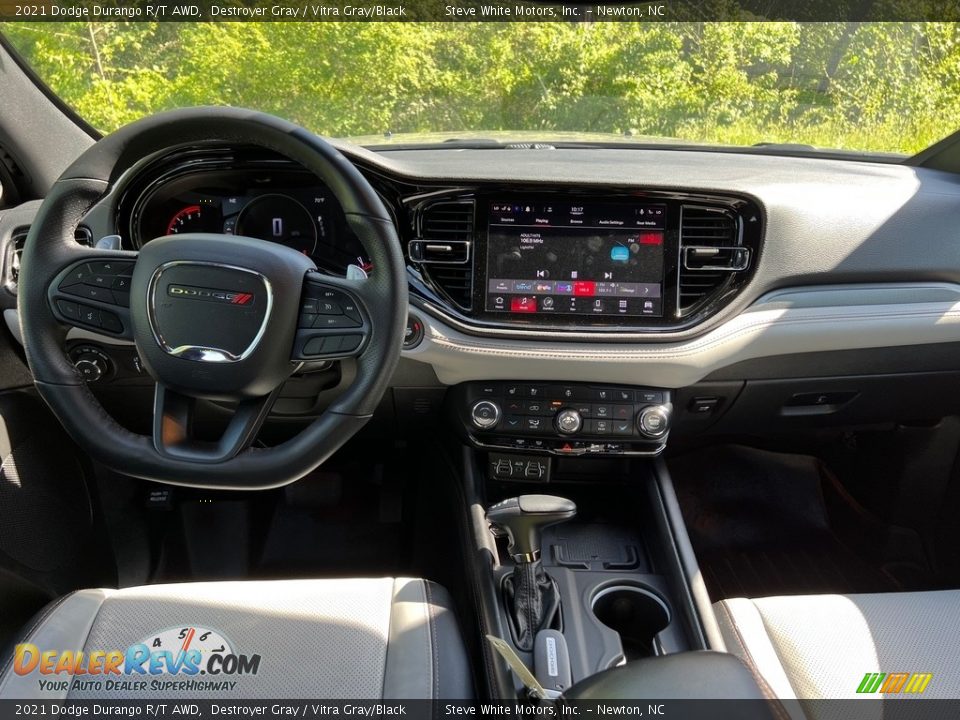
[485,201,666,318]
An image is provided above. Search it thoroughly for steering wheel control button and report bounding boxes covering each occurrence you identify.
[638,405,671,438]
[100,310,123,334]
[62,284,115,303]
[56,300,80,321]
[294,280,369,360]
[316,300,342,314]
[471,400,501,429]
[53,258,136,329]
[79,306,101,327]
[315,314,360,329]
[555,409,583,435]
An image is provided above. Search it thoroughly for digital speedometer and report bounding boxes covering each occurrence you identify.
[236,193,318,255]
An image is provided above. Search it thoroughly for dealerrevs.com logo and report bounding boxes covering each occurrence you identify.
[13,626,261,694]
[167,284,254,305]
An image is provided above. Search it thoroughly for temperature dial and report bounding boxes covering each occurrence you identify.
[471,400,501,430]
[637,405,671,439]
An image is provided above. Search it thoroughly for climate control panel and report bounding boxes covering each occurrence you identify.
[452,382,672,456]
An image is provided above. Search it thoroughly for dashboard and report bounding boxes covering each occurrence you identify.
[110,145,764,340]
[6,138,960,437]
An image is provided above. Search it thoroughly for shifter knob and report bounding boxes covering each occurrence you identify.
[486,495,577,563]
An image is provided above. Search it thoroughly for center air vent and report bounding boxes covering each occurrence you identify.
[413,200,475,311]
[677,206,746,314]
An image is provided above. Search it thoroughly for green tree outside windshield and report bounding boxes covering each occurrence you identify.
[2,22,958,154]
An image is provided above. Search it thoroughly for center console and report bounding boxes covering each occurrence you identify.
[445,374,734,701]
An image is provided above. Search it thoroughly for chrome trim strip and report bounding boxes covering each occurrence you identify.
[146,260,273,363]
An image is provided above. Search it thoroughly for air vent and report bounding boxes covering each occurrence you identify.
[8,225,94,287]
[415,201,475,310]
[677,206,743,314]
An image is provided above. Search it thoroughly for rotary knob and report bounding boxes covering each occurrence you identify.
[74,358,105,382]
[470,400,501,430]
[70,345,112,383]
[555,408,583,435]
[637,405,671,439]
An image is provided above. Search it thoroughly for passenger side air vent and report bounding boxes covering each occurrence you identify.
[677,206,748,314]
[413,200,475,311]
[8,225,94,289]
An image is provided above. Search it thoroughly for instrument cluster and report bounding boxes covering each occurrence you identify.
[129,163,372,276]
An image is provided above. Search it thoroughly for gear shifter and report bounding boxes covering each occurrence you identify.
[487,495,577,651]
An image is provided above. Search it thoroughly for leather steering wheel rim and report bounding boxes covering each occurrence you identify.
[18,107,408,489]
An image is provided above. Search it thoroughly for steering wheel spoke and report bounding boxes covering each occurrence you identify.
[48,251,138,340]
[291,273,372,362]
[153,383,281,463]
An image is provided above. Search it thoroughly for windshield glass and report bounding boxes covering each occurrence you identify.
[2,21,958,154]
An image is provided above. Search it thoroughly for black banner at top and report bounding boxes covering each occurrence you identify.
[2,0,960,22]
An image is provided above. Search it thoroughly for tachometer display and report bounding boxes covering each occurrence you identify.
[166,205,205,235]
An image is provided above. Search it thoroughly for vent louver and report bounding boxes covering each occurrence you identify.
[9,225,94,287]
[677,206,741,314]
[415,201,475,311]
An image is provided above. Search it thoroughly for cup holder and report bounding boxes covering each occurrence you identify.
[591,583,671,661]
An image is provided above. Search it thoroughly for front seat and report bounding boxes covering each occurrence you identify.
[0,578,472,699]
[715,590,960,709]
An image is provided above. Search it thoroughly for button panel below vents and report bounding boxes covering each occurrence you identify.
[415,201,475,311]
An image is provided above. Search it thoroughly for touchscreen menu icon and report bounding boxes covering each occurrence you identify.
[511,297,537,313]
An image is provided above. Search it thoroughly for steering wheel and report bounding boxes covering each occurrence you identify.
[18,107,407,489]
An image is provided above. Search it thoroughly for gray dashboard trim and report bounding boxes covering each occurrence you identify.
[403,283,960,387]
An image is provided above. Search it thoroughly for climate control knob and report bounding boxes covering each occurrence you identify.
[637,405,671,439]
[555,408,583,435]
[470,400,501,430]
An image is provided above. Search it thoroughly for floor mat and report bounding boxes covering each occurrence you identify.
[669,445,922,600]
[256,461,413,578]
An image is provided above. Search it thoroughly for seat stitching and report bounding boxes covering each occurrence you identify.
[717,602,792,720]
[423,580,439,702]
[381,578,397,700]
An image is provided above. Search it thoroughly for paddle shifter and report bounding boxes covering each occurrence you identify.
[487,495,577,651]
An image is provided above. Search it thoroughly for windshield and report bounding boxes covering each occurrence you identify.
[2,21,958,155]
